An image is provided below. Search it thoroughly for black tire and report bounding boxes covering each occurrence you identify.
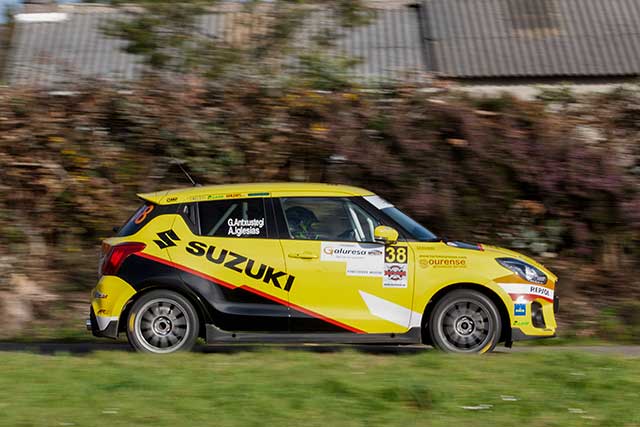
[126,290,199,354]
[428,289,501,354]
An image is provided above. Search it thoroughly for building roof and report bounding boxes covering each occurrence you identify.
[6,0,640,86]
[420,0,640,78]
[5,4,425,86]
[138,183,374,205]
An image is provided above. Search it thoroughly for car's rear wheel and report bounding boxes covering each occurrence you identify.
[126,290,199,354]
[428,289,501,354]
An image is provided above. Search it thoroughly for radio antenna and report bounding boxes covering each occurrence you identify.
[170,158,200,187]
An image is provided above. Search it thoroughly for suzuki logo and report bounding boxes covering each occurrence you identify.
[154,229,180,249]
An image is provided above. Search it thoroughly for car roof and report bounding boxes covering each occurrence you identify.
[137,182,374,205]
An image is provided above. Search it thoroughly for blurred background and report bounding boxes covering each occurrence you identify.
[0,0,639,343]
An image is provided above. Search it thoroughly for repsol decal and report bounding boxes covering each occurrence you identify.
[186,241,295,292]
[498,283,554,302]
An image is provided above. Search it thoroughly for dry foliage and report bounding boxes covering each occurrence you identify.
[0,79,638,335]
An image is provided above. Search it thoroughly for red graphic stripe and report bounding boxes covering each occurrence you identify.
[508,293,554,303]
[137,252,236,289]
[135,252,364,334]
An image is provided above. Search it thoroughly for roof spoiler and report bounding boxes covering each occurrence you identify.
[136,191,168,205]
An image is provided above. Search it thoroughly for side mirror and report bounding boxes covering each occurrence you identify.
[374,225,399,245]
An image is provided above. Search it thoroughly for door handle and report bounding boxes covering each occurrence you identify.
[288,252,318,260]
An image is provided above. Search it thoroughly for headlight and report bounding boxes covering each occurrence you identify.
[496,258,547,284]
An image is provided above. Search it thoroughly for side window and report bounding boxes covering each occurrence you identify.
[198,198,267,238]
[280,198,380,242]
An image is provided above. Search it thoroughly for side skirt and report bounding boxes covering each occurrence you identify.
[206,324,423,345]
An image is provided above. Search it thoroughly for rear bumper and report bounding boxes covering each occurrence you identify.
[88,275,136,339]
[88,306,119,339]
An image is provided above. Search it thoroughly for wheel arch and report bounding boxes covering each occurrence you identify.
[118,281,212,338]
[420,282,511,345]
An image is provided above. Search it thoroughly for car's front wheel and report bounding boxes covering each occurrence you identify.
[126,290,199,354]
[428,289,501,354]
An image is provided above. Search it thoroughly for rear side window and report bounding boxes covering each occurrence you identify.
[198,198,267,238]
[116,202,177,237]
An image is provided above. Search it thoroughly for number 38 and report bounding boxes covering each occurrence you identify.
[385,246,407,264]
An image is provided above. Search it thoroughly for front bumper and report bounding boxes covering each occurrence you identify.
[510,294,559,342]
[511,327,556,341]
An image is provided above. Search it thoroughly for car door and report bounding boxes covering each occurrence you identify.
[167,197,291,331]
[276,197,417,334]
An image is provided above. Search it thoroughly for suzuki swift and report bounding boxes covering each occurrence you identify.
[88,183,558,353]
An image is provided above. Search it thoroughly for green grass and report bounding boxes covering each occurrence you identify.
[0,350,639,426]
[517,336,613,347]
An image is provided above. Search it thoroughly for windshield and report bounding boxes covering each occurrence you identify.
[382,207,438,241]
[363,195,437,241]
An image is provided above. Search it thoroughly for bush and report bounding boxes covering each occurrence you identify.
[0,80,638,331]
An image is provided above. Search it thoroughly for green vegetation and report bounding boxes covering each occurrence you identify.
[0,350,638,426]
[104,0,371,85]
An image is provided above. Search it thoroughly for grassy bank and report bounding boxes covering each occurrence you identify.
[1,350,638,426]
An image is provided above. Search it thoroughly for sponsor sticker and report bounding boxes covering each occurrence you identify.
[321,242,384,277]
[383,245,409,288]
[514,303,527,316]
[499,283,554,302]
[419,255,467,269]
[383,263,408,288]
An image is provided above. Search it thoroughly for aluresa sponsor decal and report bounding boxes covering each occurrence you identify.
[321,242,385,277]
[323,247,382,256]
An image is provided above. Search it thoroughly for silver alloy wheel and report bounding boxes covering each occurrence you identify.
[133,297,191,354]
[437,300,492,352]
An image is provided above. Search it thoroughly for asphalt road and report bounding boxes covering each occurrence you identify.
[0,341,638,356]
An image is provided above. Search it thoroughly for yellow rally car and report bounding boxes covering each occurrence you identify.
[88,183,558,354]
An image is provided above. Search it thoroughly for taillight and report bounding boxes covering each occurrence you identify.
[101,242,111,257]
[101,242,146,276]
